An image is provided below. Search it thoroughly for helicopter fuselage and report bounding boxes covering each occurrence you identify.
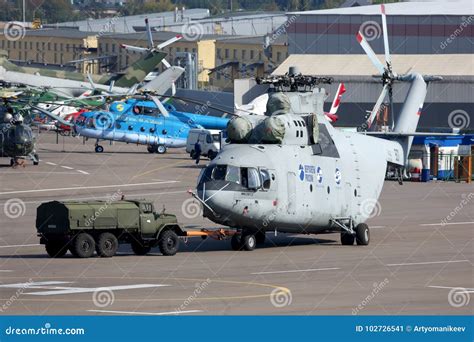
[197,115,403,234]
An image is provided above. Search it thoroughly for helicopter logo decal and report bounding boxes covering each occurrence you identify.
[335,168,342,185]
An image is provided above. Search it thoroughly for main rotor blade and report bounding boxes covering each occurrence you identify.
[156,35,182,50]
[380,4,391,65]
[356,32,385,75]
[367,83,388,129]
[30,105,73,127]
[145,18,154,50]
[120,44,148,53]
[150,96,169,117]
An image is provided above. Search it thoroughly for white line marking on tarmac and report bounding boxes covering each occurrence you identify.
[251,267,340,275]
[26,284,170,296]
[0,281,73,288]
[370,226,386,229]
[0,270,13,272]
[428,286,474,293]
[420,221,474,227]
[45,162,57,166]
[76,170,89,175]
[0,244,40,249]
[0,181,180,195]
[386,260,470,267]
[87,309,202,315]
[61,166,73,170]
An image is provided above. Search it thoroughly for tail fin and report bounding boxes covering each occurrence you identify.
[329,83,346,115]
[108,50,167,88]
[393,73,427,164]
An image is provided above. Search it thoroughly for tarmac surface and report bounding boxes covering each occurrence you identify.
[0,132,472,315]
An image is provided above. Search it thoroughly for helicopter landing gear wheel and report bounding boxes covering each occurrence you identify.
[355,223,370,245]
[241,233,256,251]
[147,145,157,153]
[95,145,104,153]
[156,145,167,154]
[230,234,242,251]
[341,232,355,245]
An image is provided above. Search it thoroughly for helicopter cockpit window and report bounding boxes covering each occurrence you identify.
[226,166,240,184]
[13,126,32,143]
[211,165,227,181]
[143,107,160,116]
[260,169,271,189]
[247,168,261,190]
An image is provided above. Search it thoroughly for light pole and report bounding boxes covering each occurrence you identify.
[23,0,26,23]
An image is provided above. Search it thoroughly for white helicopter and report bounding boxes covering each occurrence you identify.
[190,5,444,251]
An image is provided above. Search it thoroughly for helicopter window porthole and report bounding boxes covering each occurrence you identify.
[140,127,145,132]
[128,125,133,130]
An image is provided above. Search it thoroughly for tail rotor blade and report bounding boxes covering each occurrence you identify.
[157,35,183,50]
[162,58,171,68]
[357,32,385,75]
[120,44,148,53]
[367,83,388,129]
[380,4,391,65]
[145,18,154,50]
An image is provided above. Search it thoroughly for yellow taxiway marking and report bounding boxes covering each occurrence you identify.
[131,160,189,180]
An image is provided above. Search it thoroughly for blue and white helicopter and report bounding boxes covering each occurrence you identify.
[74,96,229,154]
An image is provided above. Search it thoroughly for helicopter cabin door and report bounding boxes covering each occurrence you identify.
[287,172,296,215]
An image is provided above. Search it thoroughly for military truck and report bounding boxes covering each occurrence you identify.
[36,200,186,258]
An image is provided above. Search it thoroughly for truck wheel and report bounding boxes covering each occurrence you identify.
[45,242,68,258]
[96,233,118,257]
[158,230,179,256]
[131,240,151,255]
[72,233,95,258]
